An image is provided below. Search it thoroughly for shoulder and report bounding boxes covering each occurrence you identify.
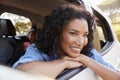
[27,43,37,50]
[90,48,105,63]
[25,43,44,58]
[13,43,58,68]
[90,48,117,71]
[91,49,101,58]
[91,49,107,66]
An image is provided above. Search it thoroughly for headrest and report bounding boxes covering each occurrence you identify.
[0,19,16,36]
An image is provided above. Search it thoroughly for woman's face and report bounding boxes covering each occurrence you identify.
[60,19,88,58]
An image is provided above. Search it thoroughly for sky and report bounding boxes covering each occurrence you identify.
[88,0,107,5]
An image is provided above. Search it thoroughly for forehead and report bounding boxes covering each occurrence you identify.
[64,19,88,32]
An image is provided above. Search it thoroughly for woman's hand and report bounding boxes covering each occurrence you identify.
[62,54,120,80]
[62,53,85,62]
[61,55,84,69]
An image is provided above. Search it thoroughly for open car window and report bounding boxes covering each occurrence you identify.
[93,9,114,55]
[0,12,32,36]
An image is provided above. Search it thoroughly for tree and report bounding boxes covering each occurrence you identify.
[98,0,120,9]
[98,0,120,24]
[98,0,120,42]
[15,21,31,35]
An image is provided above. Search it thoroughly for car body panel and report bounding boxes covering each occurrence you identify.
[0,65,54,80]
[103,41,120,68]
[69,41,120,80]
[70,68,97,80]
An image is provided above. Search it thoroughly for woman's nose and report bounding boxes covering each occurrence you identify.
[76,37,84,45]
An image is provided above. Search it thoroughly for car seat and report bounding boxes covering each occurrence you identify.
[92,24,101,53]
[0,18,24,66]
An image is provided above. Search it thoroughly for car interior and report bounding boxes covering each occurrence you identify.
[0,0,118,80]
[0,19,25,66]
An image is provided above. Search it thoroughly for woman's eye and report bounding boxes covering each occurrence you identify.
[69,32,77,36]
[83,34,88,37]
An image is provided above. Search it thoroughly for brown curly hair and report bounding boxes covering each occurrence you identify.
[35,4,94,57]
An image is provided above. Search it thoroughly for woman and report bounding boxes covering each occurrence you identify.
[13,4,120,80]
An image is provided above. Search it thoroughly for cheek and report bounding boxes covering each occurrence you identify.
[84,38,88,46]
[61,37,71,48]
[60,34,73,51]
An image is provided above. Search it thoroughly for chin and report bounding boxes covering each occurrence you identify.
[70,54,79,58]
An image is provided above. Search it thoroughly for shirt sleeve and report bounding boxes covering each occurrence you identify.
[13,44,45,68]
[91,49,118,71]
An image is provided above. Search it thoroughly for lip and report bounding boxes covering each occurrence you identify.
[70,47,81,54]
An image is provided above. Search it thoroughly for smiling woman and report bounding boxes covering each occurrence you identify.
[12,3,120,80]
[1,0,120,80]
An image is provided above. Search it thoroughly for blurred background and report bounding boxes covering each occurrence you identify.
[97,0,120,42]
[0,0,120,42]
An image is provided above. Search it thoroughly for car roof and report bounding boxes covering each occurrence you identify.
[0,0,98,28]
[0,0,68,28]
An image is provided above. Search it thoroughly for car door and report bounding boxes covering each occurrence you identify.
[56,1,120,80]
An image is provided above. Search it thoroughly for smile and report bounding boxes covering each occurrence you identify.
[70,47,81,54]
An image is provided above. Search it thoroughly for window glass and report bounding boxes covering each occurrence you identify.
[0,12,32,36]
[94,11,114,53]
[96,26,105,42]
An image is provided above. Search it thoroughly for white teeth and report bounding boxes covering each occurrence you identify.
[72,47,80,50]
[71,47,81,52]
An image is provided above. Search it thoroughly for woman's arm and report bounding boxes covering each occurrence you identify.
[79,54,120,80]
[16,60,82,78]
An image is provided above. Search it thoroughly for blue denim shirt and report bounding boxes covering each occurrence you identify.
[13,43,116,71]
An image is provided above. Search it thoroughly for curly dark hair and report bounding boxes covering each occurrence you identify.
[35,4,94,57]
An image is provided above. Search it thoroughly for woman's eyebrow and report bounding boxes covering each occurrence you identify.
[69,29,89,33]
[69,29,79,32]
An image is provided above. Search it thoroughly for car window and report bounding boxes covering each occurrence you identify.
[93,9,114,55]
[0,12,32,36]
